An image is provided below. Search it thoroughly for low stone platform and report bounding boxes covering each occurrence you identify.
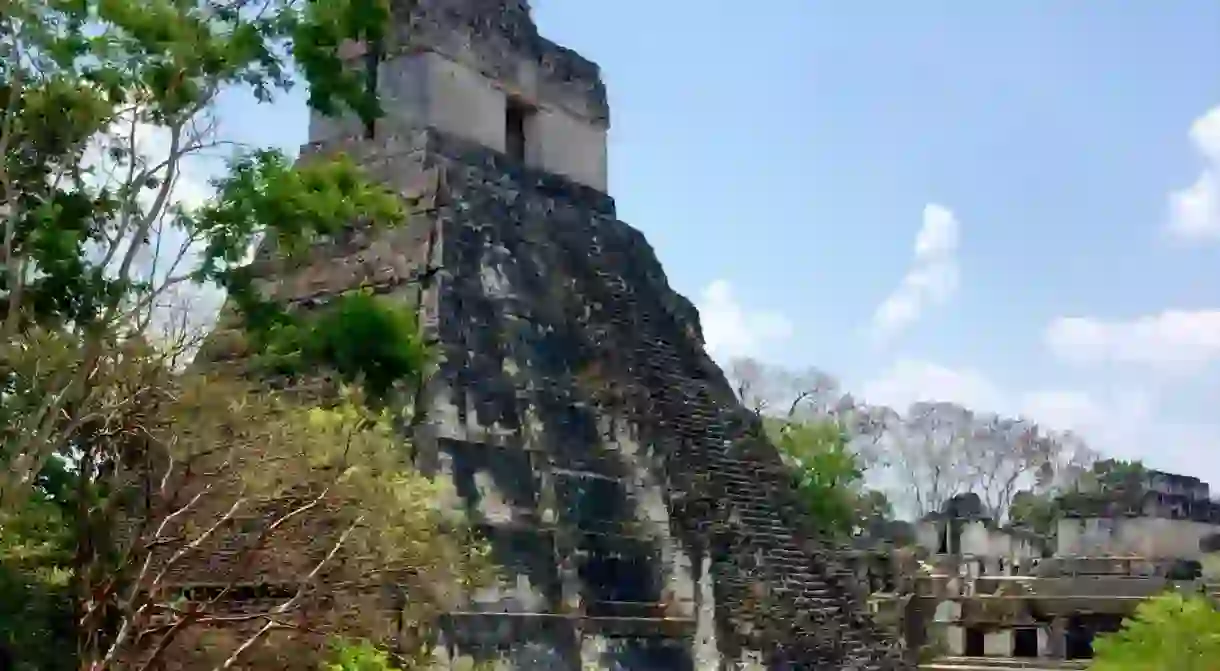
[920,657,1088,671]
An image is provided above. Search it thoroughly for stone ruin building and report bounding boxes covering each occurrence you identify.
[193,1,909,669]
[882,469,1220,671]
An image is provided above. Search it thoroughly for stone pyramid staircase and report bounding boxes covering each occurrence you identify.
[583,232,906,669]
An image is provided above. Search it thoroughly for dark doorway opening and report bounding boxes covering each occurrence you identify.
[505,98,533,163]
[1066,614,1124,660]
[1065,619,1091,659]
[1013,628,1039,658]
[362,42,381,139]
[949,522,962,555]
[965,628,985,656]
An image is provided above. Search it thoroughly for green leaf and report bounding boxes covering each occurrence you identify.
[1091,592,1220,671]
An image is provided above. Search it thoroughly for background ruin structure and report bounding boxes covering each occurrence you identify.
[890,471,1220,671]
[200,1,908,669]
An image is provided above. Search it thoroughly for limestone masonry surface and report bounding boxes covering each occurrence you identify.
[208,1,910,668]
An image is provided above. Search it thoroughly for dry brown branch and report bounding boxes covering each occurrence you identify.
[67,369,489,671]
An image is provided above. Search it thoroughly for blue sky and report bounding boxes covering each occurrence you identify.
[212,2,1220,482]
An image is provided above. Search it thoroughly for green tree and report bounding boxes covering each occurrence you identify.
[1009,490,1061,537]
[322,639,404,671]
[1091,592,1220,671]
[0,325,485,669]
[0,0,408,511]
[75,372,489,670]
[727,357,1098,523]
[1088,459,1148,495]
[0,0,490,667]
[0,456,75,671]
[770,419,873,537]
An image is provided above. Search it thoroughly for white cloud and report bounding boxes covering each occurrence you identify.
[861,359,1003,412]
[135,124,216,212]
[80,118,216,214]
[861,360,1108,433]
[1017,386,1220,483]
[1167,104,1220,241]
[1045,310,1220,370]
[697,279,793,362]
[1018,390,1106,431]
[872,204,961,341]
[1020,388,1154,452]
[71,113,227,341]
[857,358,1202,473]
[76,113,225,288]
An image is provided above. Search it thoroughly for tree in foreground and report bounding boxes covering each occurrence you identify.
[1,321,489,669]
[1090,592,1220,671]
[0,0,497,667]
[0,456,75,671]
[75,366,489,670]
[0,0,404,510]
[769,418,883,538]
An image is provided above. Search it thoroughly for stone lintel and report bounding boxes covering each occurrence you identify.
[389,0,609,124]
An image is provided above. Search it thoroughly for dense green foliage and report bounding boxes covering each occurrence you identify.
[1008,489,1061,536]
[1091,592,1220,671]
[1,0,393,331]
[1,0,418,506]
[770,418,889,537]
[322,639,404,671]
[1010,458,1149,538]
[0,459,75,671]
[0,0,480,668]
[252,291,433,401]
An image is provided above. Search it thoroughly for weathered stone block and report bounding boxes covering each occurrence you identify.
[188,2,908,667]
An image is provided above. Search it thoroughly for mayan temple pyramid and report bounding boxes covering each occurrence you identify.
[201,1,909,668]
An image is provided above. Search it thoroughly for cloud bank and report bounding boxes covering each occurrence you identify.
[1045,311,1220,371]
[696,279,794,362]
[871,204,961,341]
[1167,105,1220,242]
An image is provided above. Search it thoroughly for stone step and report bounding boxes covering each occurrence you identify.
[730,496,785,511]
[920,658,1088,671]
[734,508,787,523]
[717,574,833,598]
[724,495,778,510]
[717,472,786,490]
[731,499,795,517]
[718,574,833,596]
[593,319,898,664]
[718,456,786,473]
[715,468,768,482]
